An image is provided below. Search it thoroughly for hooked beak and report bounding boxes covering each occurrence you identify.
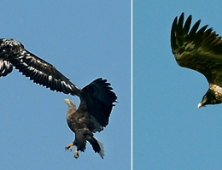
[198,102,206,108]
[197,103,202,108]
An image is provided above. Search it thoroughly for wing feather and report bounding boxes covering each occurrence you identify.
[171,13,222,86]
[78,78,117,130]
[0,38,81,96]
[183,15,192,35]
[0,60,13,77]
[33,71,42,83]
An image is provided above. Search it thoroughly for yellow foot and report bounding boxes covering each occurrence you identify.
[65,143,73,151]
[74,150,79,159]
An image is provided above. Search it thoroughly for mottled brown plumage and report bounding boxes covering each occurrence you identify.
[64,78,117,158]
[171,13,222,107]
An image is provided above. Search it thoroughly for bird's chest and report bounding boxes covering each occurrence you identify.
[210,84,222,100]
[67,116,89,133]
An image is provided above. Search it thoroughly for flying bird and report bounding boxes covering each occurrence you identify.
[64,78,117,158]
[0,38,117,158]
[0,38,81,96]
[171,13,222,108]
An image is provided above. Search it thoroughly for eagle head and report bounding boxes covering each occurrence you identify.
[198,89,222,108]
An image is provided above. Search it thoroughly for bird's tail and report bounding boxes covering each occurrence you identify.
[95,138,104,159]
[88,136,104,159]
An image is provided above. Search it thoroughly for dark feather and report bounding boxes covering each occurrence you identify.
[80,78,117,127]
[0,60,13,77]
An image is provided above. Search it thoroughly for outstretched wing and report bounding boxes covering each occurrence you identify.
[171,13,222,86]
[78,78,117,132]
[0,38,81,96]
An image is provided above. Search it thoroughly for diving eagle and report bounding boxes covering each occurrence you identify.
[171,13,222,108]
[64,78,117,158]
[0,38,117,158]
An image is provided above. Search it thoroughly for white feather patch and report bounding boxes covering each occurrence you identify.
[48,75,52,81]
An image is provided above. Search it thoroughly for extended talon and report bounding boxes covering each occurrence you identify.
[74,150,79,158]
[65,143,74,151]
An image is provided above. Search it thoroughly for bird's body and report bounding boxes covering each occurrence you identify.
[65,99,104,158]
[171,13,222,107]
[65,78,117,158]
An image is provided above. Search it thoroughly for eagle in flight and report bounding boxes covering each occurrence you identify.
[0,38,117,158]
[64,78,117,158]
[171,13,222,108]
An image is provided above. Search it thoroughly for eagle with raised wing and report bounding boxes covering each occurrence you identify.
[0,38,117,158]
[171,13,222,108]
[64,78,117,158]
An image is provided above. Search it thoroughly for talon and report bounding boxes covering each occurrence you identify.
[65,143,73,151]
[74,150,79,158]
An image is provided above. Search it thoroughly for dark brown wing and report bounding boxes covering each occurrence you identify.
[0,38,81,96]
[77,78,117,132]
[171,13,222,86]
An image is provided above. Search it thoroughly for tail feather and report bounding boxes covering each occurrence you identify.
[95,138,104,159]
[88,136,104,159]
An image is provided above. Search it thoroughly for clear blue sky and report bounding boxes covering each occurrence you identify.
[134,0,222,170]
[0,1,130,170]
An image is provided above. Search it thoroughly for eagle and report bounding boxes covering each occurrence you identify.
[171,13,222,108]
[64,78,117,158]
[0,38,117,158]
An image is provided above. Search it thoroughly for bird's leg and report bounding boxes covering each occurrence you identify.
[65,143,79,158]
[65,143,74,151]
[74,150,79,159]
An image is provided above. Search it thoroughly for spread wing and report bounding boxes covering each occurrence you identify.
[78,78,117,132]
[171,13,222,86]
[0,38,81,96]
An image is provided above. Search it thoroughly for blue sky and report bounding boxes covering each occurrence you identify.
[134,0,222,170]
[0,1,130,170]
